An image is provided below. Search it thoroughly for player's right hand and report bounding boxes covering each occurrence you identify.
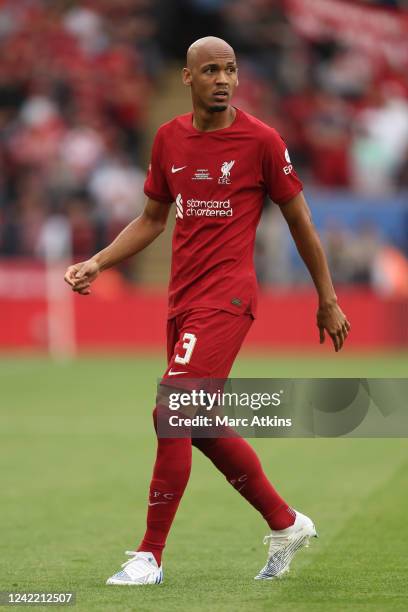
[64,259,100,295]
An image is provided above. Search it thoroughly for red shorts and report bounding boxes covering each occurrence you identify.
[163,308,253,380]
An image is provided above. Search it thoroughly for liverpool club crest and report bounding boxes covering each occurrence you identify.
[218,160,235,184]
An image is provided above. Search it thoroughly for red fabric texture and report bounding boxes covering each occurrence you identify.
[137,308,292,563]
[191,436,294,530]
[137,406,191,565]
[164,308,253,379]
[144,108,303,318]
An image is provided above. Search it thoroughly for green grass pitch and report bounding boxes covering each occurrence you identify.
[1,352,408,611]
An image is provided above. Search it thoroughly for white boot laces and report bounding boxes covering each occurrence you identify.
[263,532,292,557]
[121,551,150,569]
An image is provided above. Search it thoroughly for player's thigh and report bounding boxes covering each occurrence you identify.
[163,308,253,379]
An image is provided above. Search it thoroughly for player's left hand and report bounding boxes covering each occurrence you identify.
[317,302,351,352]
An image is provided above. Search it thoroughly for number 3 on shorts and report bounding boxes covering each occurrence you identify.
[175,333,197,365]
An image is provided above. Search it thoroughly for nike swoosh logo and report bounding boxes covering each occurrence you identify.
[168,369,188,376]
[171,165,187,173]
[148,501,168,506]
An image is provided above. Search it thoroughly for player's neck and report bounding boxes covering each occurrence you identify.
[192,105,236,132]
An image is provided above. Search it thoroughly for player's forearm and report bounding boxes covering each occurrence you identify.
[93,214,165,272]
[289,219,337,306]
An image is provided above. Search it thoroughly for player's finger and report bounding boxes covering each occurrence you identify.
[72,279,91,291]
[345,319,351,331]
[74,284,91,294]
[336,329,344,350]
[74,268,86,280]
[319,327,325,344]
[64,269,78,286]
[73,281,90,292]
[330,332,339,352]
[72,276,88,286]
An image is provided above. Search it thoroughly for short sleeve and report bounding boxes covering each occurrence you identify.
[262,129,303,205]
[144,129,174,203]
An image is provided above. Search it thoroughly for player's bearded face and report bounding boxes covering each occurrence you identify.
[190,58,238,113]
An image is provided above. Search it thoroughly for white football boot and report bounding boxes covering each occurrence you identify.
[255,510,318,580]
[106,551,163,585]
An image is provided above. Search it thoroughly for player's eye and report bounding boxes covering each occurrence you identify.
[203,65,236,74]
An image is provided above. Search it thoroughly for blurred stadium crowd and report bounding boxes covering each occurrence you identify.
[0,0,407,291]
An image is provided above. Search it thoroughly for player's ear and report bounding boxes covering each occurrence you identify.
[182,67,192,87]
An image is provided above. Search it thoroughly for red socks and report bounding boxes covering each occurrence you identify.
[137,407,294,565]
[192,436,295,530]
[137,407,192,565]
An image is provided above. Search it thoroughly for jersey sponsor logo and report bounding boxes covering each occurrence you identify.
[172,164,187,173]
[218,160,235,184]
[283,148,293,175]
[187,198,233,217]
[176,193,183,218]
[192,168,213,181]
[175,193,234,219]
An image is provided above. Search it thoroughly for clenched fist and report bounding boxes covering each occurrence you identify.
[64,259,100,295]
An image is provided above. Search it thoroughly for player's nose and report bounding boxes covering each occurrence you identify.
[215,70,229,85]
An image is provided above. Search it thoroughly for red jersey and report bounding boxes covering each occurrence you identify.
[144,108,302,319]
